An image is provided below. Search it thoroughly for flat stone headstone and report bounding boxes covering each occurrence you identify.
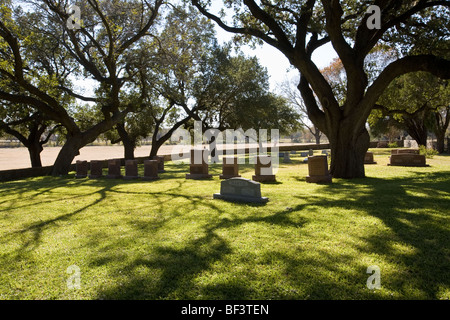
[300,152,309,157]
[306,155,332,183]
[143,160,159,180]
[252,155,276,182]
[124,160,139,180]
[290,150,296,154]
[106,159,122,179]
[152,156,165,172]
[75,160,88,178]
[364,151,377,164]
[389,154,427,167]
[397,149,420,155]
[89,160,104,179]
[220,157,240,179]
[190,148,208,165]
[213,177,268,204]
[186,149,212,179]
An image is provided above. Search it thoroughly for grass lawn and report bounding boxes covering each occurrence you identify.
[0,149,449,300]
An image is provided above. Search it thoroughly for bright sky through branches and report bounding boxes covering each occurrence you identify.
[209,0,338,91]
[214,26,337,90]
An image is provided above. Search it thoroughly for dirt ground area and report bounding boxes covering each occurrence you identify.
[0,143,315,171]
[0,145,165,170]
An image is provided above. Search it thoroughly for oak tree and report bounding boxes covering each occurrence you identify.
[191,0,450,178]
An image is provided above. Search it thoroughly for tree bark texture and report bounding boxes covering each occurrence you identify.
[116,123,136,160]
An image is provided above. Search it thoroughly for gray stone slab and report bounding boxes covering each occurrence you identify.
[213,177,268,203]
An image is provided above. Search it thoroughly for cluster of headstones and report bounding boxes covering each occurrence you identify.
[186,148,335,185]
[366,149,426,166]
[185,148,337,184]
[212,148,427,204]
[75,147,426,189]
[75,156,165,180]
[212,149,332,204]
[185,148,277,183]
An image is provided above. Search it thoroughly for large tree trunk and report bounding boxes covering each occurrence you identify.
[116,123,135,160]
[149,130,165,158]
[433,107,450,153]
[51,136,83,176]
[149,116,192,159]
[405,124,428,147]
[1,123,45,168]
[28,142,43,168]
[435,132,445,154]
[314,128,321,145]
[328,124,370,179]
[298,74,370,179]
[400,109,430,147]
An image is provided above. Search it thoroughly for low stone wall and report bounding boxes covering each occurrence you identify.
[0,164,76,182]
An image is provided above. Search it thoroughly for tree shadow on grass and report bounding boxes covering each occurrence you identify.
[92,203,308,300]
[67,170,450,299]
[0,179,116,257]
[0,176,90,213]
[2,169,448,299]
[293,171,450,299]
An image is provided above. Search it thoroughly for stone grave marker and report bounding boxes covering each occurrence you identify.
[89,160,103,179]
[300,151,309,157]
[283,152,291,163]
[75,160,88,178]
[220,156,241,179]
[124,160,139,180]
[391,148,420,155]
[364,152,377,164]
[389,154,427,167]
[309,149,314,156]
[106,159,122,179]
[186,148,212,179]
[143,160,159,180]
[152,155,165,173]
[397,148,420,155]
[252,155,276,182]
[213,177,268,203]
[306,155,332,183]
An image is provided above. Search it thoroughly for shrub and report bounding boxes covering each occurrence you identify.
[387,142,398,148]
[419,145,439,158]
